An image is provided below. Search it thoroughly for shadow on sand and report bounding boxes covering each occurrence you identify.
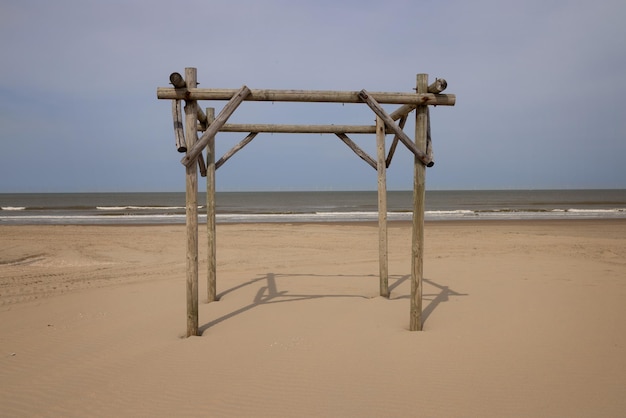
[199,272,466,334]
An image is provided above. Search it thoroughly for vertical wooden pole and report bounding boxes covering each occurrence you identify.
[410,74,428,331]
[206,107,217,303]
[184,67,199,337]
[376,116,389,297]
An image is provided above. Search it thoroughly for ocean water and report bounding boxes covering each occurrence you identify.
[1,190,625,225]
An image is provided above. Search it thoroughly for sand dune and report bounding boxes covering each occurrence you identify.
[1,220,625,417]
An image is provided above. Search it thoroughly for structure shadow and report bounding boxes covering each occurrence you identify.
[199,272,467,334]
[199,272,372,334]
[392,276,468,324]
[388,274,410,294]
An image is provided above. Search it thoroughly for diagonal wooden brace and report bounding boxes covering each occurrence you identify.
[197,152,207,177]
[216,132,258,170]
[385,114,407,168]
[358,90,433,167]
[181,85,251,167]
[335,133,377,170]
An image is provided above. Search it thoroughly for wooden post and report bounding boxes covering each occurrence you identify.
[171,100,186,152]
[376,116,389,298]
[184,67,199,337]
[410,74,428,331]
[206,107,217,303]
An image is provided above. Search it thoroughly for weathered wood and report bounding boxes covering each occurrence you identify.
[172,100,186,152]
[206,124,377,134]
[426,107,433,166]
[385,114,407,168]
[358,90,432,167]
[157,87,455,106]
[376,116,389,298]
[206,108,217,303]
[335,133,377,170]
[215,132,258,170]
[181,85,251,167]
[159,70,457,336]
[197,107,207,130]
[429,78,447,94]
[389,104,415,122]
[410,74,428,332]
[388,78,449,121]
[389,105,416,120]
[184,68,199,337]
[171,74,210,135]
[169,72,186,88]
[197,149,207,177]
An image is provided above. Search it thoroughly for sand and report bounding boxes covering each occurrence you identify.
[1,220,626,417]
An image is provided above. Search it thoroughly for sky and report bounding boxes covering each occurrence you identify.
[1,0,625,192]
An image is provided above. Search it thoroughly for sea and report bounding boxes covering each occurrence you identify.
[1,190,625,225]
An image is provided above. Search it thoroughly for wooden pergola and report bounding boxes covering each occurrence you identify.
[156,68,456,337]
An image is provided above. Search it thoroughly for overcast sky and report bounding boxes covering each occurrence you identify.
[1,0,625,192]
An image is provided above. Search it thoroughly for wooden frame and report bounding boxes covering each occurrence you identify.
[157,68,455,337]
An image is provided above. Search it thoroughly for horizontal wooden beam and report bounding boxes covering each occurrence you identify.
[157,87,455,106]
[202,123,377,134]
[389,78,450,120]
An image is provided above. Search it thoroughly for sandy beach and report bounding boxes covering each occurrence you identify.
[1,220,625,417]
